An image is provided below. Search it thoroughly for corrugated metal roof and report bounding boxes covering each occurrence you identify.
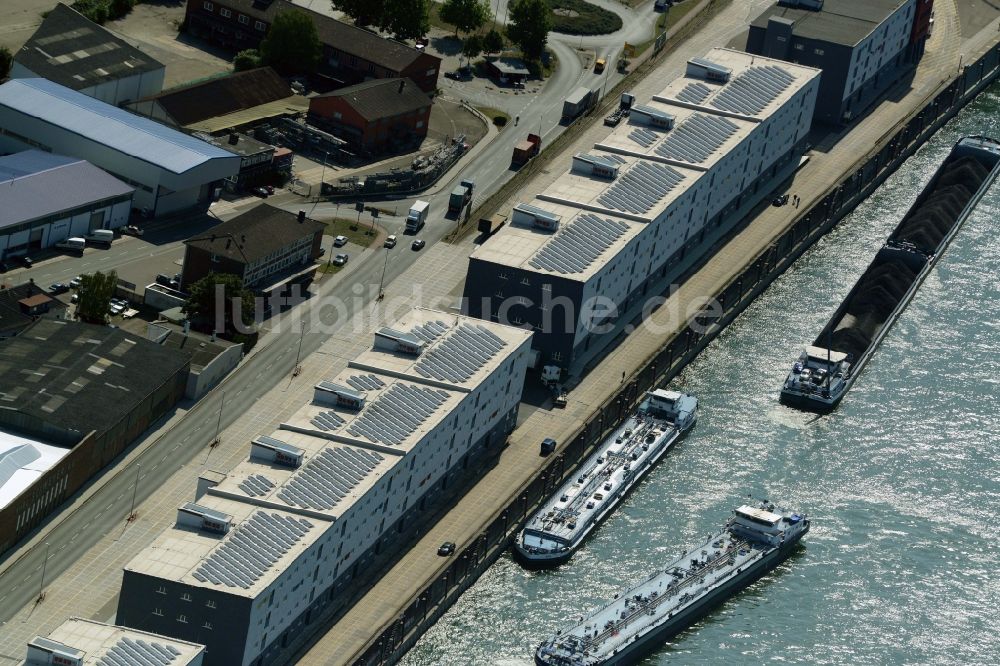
[0,150,134,228]
[0,78,238,174]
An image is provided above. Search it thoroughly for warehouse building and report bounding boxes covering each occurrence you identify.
[181,204,325,293]
[463,48,820,370]
[308,78,432,155]
[0,79,240,217]
[11,3,165,106]
[0,150,134,263]
[22,618,205,666]
[184,0,441,92]
[746,0,932,125]
[0,319,190,555]
[117,308,533,666]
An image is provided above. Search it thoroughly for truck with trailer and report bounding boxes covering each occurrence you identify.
[406,200,430,232]
[448,178,475,215]
[512,133,542,167]
[562,87,594,122]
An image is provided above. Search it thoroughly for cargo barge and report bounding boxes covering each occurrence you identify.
[534,500,809,665]
[781,136,1000,412]
[514,390,697,568]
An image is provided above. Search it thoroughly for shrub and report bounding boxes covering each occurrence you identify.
[549,0,621,36]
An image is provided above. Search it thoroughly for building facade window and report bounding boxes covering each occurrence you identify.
[153,608,164,616]
[177,614,188,623]
[206,599,217,608]
[220,7,231,17]
[255,20,266,31]
[238,14,249,24]
[156,585,167,594]
[203,1,213,10]
[181,592,192,602]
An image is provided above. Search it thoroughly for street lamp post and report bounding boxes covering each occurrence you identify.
[377,248,390,301]
[126,463,141,523]
[293,319,306,376]
[212,390,225,447]
[37,542,50,604]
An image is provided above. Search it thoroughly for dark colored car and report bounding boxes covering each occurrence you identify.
[251,186,269,198]
[411,239,426,251]
[437,542,456,556]
[771,194,789,207]
[19,255,33,268]
[48,283,69,295]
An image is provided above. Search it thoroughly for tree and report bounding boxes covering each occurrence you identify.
[233,49,262,72]
[183,274,256,336]
[77,270,117,325]
[483,29,504,55]
[462,34,483,65]
[383,0,430,41]
[440,0,491,36]
[0,46,12,81]
[260,10,321,74]
[332,0,386,28]
[506,0,550,62]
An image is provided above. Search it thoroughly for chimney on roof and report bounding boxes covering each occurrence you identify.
[399,79,405,93]
[241,234,246,244]
[298,210,306,223]
[226,238,231,249]
[228,133,239,145]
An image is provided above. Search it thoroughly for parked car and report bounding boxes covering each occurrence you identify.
[48,283,68,295]
[411,239,426,251]
[19,256,33,268]
[69,275,83,289]
[264,185,275,195]
[437,541,456,556]
[384,235,397,249]
[332,253,349,266]
[124,224,144,236]
[772,194,789,207]
[333,235,348,247]
[109,303,125,315]
[70,293,79,304]
[0,262,7,273]
[250,186,269,198]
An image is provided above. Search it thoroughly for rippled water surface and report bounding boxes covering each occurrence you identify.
[402,88,1000,666]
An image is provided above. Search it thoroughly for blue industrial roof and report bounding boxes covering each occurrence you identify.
[0,150,134,229]
[0,78,238,174]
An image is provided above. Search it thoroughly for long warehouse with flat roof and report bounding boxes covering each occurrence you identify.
[463,48,820,369]
[117,308,533,666]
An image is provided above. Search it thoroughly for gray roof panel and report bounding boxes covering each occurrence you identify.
[345,383,449,445]
[597,162,685,214]
[95,637,181,666]
[276,446,383,511]
[654,113,739,164]
[675,81,712,104]
[709,65,796,116]
[413,325,508,384]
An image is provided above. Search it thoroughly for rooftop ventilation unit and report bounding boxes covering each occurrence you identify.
[251,435,305,468]
[314,381,367,410]
[686,57,732,83]
[374,327,426,355]
[177,502,232,534]
[630,105,675,129]
[572,153,621,179]
[26,637,84,666]
[778,0,823,9]
[512,203,561,231]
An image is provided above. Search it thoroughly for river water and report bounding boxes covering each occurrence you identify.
[402,86,1000,666]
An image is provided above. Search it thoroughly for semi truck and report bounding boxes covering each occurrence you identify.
[406,200,430,232]
[448,178,475,214]
[562,86,594,121]
[512,133,542,167]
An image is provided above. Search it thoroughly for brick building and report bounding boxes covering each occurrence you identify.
[181,204,324,292]
[308,78,431,155]
[183,0,441,92]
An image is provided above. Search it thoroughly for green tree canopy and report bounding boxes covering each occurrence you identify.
[462,34,484,62]
[0,46,12,80]
[233,49,262,72]
[482,28,504,55]
[260,10,322,74]
[183,274,256,336]
[332,0,386,28]
[383,0,430,40]
[440,0,491,36]
[77,270,117,325]
[506,0,550,62]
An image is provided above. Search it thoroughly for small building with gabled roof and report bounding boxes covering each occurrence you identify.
[0,78,240,217]
[11,3,165,106]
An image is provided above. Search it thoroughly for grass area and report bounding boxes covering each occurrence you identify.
[475,105,511,127]
[633,0,702,57]
[316,262,345,275]
[550,0,623,35]
[321,217,380,247]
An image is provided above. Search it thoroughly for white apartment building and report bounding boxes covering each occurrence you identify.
[463,48,820,368]
[117,308,533,666]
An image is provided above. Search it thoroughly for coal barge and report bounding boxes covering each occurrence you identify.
[781,136,1000,412]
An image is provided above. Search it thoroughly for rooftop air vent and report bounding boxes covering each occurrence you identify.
[686,57,732,83]
[572,153,621,179]
[374,327,426,355]
[314,381,366,410]
[251,435,305,468]
[630,105,675,129]
[26,637,84,666]
[177,502,232,534]
[512,203,561,231]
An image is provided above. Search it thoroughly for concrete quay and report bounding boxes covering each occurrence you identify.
[297,2,1000,665]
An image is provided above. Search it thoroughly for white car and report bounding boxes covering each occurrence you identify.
[333,235,348,247]
[332,253,349,266]
[384,235,397,249]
